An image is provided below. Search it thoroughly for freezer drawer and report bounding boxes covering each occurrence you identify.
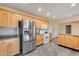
[22,42,30,55]
[29,41,36,51]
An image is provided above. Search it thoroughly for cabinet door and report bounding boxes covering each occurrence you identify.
[49,33,53,41]
[0,9,10,27]
[0,38,20,56]
[74,37,79,50]
[64,35,74,48]
[10,12,16,27]
[0,43,8,56]
[36,35,43,46]
[58,35,64,45]
[11,38,20,55]
[11,13,22,28]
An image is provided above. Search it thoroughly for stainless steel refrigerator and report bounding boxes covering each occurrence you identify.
[19,20,36,55]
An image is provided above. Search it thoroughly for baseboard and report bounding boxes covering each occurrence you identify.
[36,44,43,47]
[58,44,79,52]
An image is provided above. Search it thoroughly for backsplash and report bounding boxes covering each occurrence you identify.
[0,28,19,37]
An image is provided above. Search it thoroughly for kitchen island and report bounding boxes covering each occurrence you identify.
[58,34,79,50]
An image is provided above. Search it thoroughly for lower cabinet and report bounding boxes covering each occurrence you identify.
[0,38,20,56]
[58,35,79,50]
[36,35,43,46]
[10,38,20,56]
[73,37,79,50]
[0,43,9,56]
[58,35,64,45]
[64,35,74,48]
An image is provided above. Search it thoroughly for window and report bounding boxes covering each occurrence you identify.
[65,25,71,34]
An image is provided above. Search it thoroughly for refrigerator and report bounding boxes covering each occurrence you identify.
[19,20,36,55]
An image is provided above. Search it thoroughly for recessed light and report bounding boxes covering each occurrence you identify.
[71,3,76,7]
[38,8,42,11]
[53,16,56,19]
[46,12,50,16]
[68,14,71,17]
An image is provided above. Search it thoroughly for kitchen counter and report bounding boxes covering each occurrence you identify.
[58,34,79,50]
[58,34,79,37]
[0,35,19,41]
[0,37,20,56]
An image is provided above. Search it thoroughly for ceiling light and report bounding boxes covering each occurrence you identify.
[46,12,50,16]
[68,14,71,17]
[53,16,56,19]
[71,3,76,7]
[38,8,42,11]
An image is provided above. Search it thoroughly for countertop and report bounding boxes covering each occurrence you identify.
[58,34,79,37]
[0,35,19,41]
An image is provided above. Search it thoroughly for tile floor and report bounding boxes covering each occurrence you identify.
[25,39,79,56]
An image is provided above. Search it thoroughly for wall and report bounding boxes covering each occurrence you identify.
[50,21,59,38]
[58,21,79,35]
[51,15,79,36]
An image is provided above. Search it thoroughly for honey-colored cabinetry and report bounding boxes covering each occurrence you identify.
[64,35,74,48]
[58,35,64,45]
[73,37,79,50]
[36,35,43,46]
[0,38,20,56]
[0,43,8,56]
[0,9,10,27]
[10,12,22,28]
[10,38,20,55]
[58,35,79,50]
[0,40,12,56]
[5,38,20,56]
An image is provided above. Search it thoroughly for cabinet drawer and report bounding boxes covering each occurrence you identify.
[73,37,79,50]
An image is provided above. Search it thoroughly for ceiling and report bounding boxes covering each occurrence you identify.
[0,3,79,21]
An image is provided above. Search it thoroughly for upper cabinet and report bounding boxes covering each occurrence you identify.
[0,9,10,27]
[0,8,49,28]
[10,12,22,28]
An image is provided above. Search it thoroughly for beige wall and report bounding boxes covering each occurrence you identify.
[55,15,79,35]
[51,21,60,37]
[58,22,79,35]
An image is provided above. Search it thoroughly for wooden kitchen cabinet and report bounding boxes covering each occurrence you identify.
[6,38,20,56]
[64,35,74,48]
[36,35,43,46]
[0,41,12,56]
[0,9,10,27]
[58,35,65,45]
[73,36,79,50]
[10,12,22,28]
[49,33,53,41]
[0,38,20,56]
[58,35,79,50]
[0,43,8,56]
[10,38,20,56]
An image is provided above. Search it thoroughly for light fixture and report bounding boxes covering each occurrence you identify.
[71,3,76,7]
[38,8,42,12]
[46,12,50,16]
[53,16,56,19]
[68,14,71,17]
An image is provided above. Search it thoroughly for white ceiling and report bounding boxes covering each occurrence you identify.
[0,3,79,21]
